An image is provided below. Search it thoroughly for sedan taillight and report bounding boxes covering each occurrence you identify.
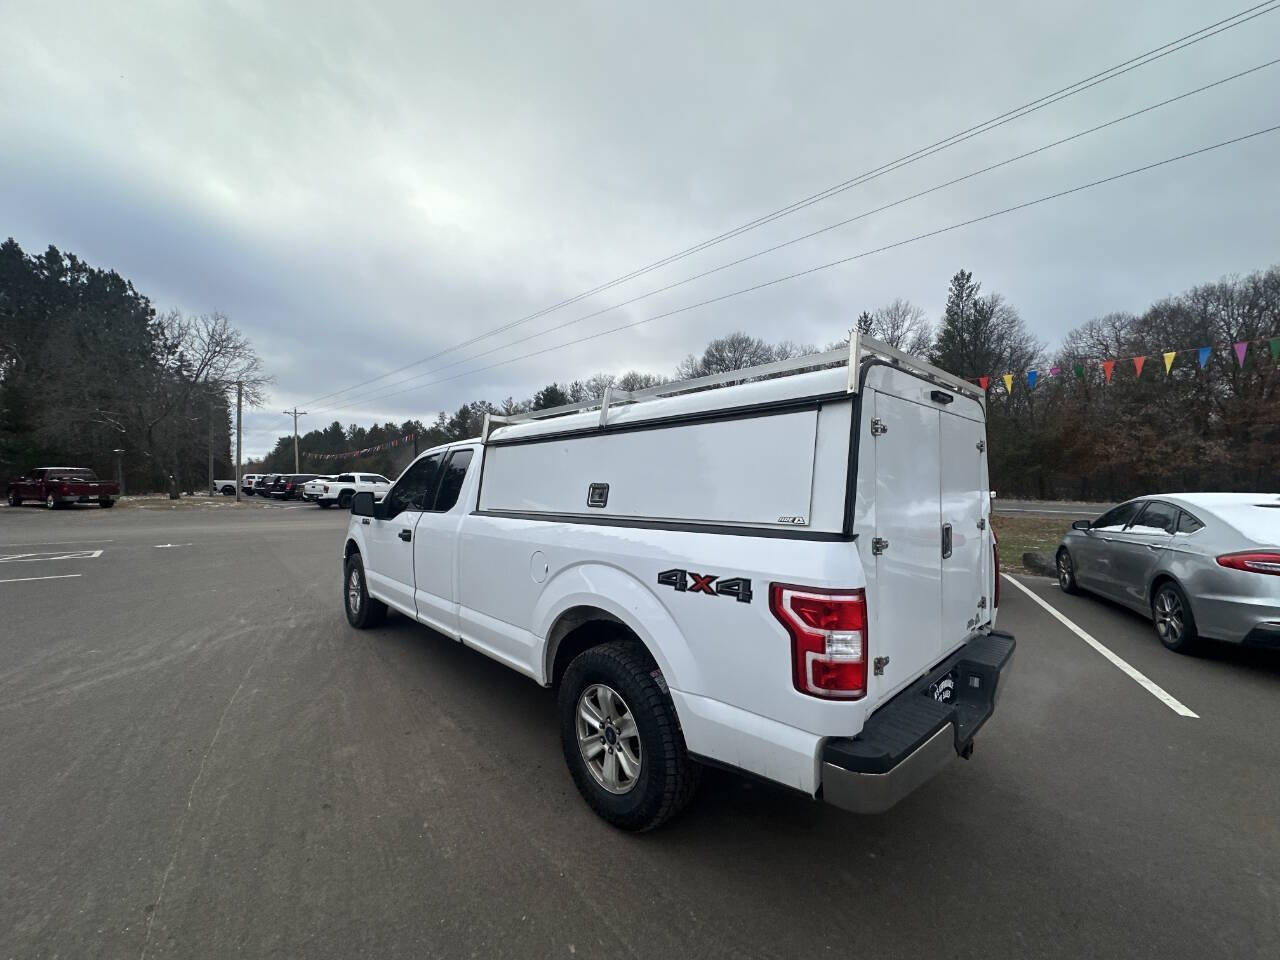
[770,584,867,699]
[1217,552,1280,576]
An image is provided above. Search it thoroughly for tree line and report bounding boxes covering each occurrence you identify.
[265,264,1280,501]
[0,238,267,496]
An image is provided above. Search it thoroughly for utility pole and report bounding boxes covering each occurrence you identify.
[283,407,308,472]
[236,382,243,502]
[207,398,215,496]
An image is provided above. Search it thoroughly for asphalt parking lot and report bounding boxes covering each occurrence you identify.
[2,503,1278,959]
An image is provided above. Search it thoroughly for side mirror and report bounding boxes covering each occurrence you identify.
[350,491,377,517]
[1072,519,1092,531]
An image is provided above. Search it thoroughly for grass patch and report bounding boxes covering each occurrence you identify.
[992,515,1071,574]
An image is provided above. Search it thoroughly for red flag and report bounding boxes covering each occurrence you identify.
[1133,356,1146,378]
[1102,359,1115,384]
[978,376,990,391]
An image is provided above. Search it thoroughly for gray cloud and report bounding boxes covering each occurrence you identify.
[3,1,1278,457]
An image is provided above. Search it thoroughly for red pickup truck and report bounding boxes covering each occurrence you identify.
[7,467,120,508]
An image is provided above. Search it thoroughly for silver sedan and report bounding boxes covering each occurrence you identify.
[1055,493,1280,653]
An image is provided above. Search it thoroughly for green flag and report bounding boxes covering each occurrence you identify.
[1073,364,1084,380]
[1271,337,1280,360]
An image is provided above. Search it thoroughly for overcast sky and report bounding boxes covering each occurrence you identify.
[3,1,1278,458]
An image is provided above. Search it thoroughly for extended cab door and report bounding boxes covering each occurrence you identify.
[411,448,474,637]
[940,408,990,646]
[364,454,443,617]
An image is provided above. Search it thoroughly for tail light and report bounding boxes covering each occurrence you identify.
[769,584,867,699]
[1217,552,1280,576]
[323,484,330,493]
[992,526,1000,608]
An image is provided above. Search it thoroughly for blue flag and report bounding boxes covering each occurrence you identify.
[1027,370,1038,390]
[1198,346,1211,368]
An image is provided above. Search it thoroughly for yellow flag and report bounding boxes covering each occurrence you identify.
[1163,351,1176,374]
[1002,373,1014,394]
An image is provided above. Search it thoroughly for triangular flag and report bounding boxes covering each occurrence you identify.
[1049,366,1061,377]
[1073,364,1084,380]
[1163,351,1176,374]
[1133,356,1146,378]
[1234,341,1248,367]
[1198,346,1211,368]
[1271,338,1280,361]
[1002,373,1014,394]
[978,376,990,391]
[1101,360,1115,384]
[1027,370,1038,390]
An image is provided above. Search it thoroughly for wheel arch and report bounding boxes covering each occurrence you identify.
[535,563,698,694]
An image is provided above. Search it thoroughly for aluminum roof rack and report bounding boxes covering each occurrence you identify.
[481,331,980,441]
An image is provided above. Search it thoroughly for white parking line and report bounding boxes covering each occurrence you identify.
[0,573,82,584]
[1002,574,1199,719]
[0,549,104,563]
[0,538,114,548]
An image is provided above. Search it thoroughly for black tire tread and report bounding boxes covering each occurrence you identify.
[560,638,700,831]
[344,553,387,629]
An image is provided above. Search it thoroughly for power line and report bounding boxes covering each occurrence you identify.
[322,123,1280,413]
[301,0,1280,409]
[316,58,1280,416]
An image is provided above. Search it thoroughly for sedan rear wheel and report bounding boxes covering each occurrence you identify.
[1152,581,1200,654]
[7,491,19,507]
[46,493,57,510]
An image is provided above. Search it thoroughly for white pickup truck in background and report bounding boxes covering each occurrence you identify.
[340,335,1013,830]
[311,472,390,509]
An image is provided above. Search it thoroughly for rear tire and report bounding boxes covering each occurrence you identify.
[344,553,386,628]
[7,491,19,507]
[558,638,700,831]
[99,499,114,508]
[338,491,353,509]
[317,500,331,509]
[46,494,57,509]
[1152,580,1200,654]
[1056,548,1079,594]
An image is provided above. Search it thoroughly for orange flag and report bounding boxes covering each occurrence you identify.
[1163,351,1176,374]
[1101,359,1115,383]
[1133,356,1146,377]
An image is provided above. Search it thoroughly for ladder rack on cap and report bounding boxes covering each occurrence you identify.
[480,331,981,442]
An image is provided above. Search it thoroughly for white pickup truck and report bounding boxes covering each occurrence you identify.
[311,472,390,509]
[341,336,1013,830]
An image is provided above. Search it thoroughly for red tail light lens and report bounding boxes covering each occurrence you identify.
[323,484,330,493]
[992,526,1000,608]
[1217,552,1280,576]
[770,584,867,699]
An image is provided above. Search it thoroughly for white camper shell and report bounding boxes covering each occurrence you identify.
[342,335,1014,830]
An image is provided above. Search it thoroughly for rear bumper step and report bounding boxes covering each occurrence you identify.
[820,630,1014,814]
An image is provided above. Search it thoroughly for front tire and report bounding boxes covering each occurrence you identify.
[7,491,19,507]
[99,499,114,508]
[343,553,386,628]
[559,639,700,831]
[1152,580,1200,654]
[338,491,353,509]
[46,494,57,510]
[1056,548,1079,594]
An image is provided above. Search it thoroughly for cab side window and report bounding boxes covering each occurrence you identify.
[336,474,354,484]
[384,454,443,520]
[429,450,474,512]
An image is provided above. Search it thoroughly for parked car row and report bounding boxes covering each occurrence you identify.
[239,471,390,508]
[1055,493,1280,654]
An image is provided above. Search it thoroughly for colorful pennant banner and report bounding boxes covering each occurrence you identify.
[310,432,417,461]
[972,335,1280,395]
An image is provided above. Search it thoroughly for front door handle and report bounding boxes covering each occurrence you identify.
[941,522,953,559]
[398,529,412,542]
[1146,542,1163,551]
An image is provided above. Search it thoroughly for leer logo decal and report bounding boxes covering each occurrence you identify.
[657,568,753,603]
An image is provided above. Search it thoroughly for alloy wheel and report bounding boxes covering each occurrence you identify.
[1057,553,1073,590]
[576,683,642,795]
[347,568,362,616]
[1154,588,1183,644]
